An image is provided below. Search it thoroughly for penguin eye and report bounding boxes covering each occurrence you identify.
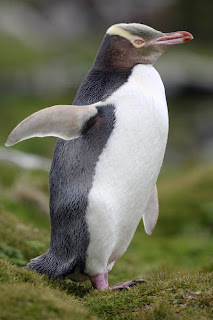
[132,38,144,48]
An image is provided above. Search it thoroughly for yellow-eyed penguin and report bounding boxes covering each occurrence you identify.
[6,23,193,290]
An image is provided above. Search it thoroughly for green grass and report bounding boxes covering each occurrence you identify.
[0,262,97,320]
[0,259,212,320]
[0,162,212,319]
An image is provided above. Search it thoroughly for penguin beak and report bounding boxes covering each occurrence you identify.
[152,31,194,46]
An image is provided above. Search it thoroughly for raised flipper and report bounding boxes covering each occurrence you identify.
[142,185,159,235]
[5,104,98,147]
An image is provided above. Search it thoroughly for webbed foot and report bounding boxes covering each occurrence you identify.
[109,279,146,291]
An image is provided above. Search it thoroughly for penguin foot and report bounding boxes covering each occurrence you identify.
[90,273,146,291]
[109,279,146,291]
[90,272,109,290]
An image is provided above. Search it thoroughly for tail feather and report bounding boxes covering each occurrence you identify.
[27,251,76,279]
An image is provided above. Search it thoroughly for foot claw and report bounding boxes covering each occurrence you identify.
[109,279,146,291]
[125,285,131,291]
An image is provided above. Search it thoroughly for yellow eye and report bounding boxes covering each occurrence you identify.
[132,39,144,48]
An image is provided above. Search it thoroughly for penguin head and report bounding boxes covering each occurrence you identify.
[101,23,193,67]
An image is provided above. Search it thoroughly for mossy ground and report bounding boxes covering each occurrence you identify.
[0,162,212,319]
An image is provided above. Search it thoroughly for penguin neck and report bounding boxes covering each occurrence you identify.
[92,34,140,73]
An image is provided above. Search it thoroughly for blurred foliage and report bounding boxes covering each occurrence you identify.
[0,243,26,266]
[0,33,98,69]
[174,0,213,43]
[2,0,213,43]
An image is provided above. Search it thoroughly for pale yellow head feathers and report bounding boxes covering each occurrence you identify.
[106,23,162,48]
[107,25,139,44]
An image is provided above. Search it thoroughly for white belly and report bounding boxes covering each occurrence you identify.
[85,65,168,276]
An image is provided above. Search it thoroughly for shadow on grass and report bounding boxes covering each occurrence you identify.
[47,277,93,298]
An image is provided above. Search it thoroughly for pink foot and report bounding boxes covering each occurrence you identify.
[90,273,145,291]
[110,279,146,291]
[104,271,108,284]
[90,272,109,290]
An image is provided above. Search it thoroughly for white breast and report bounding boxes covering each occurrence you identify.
[85,64,169,276]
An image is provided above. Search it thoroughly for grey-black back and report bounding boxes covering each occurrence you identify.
[28,36,132,279]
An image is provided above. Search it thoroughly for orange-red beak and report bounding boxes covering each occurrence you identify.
[153,31,194,46]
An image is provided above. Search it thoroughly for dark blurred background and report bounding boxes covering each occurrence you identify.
[0,0,212,164]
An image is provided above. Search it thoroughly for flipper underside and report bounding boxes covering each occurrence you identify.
[5,104,98,147]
